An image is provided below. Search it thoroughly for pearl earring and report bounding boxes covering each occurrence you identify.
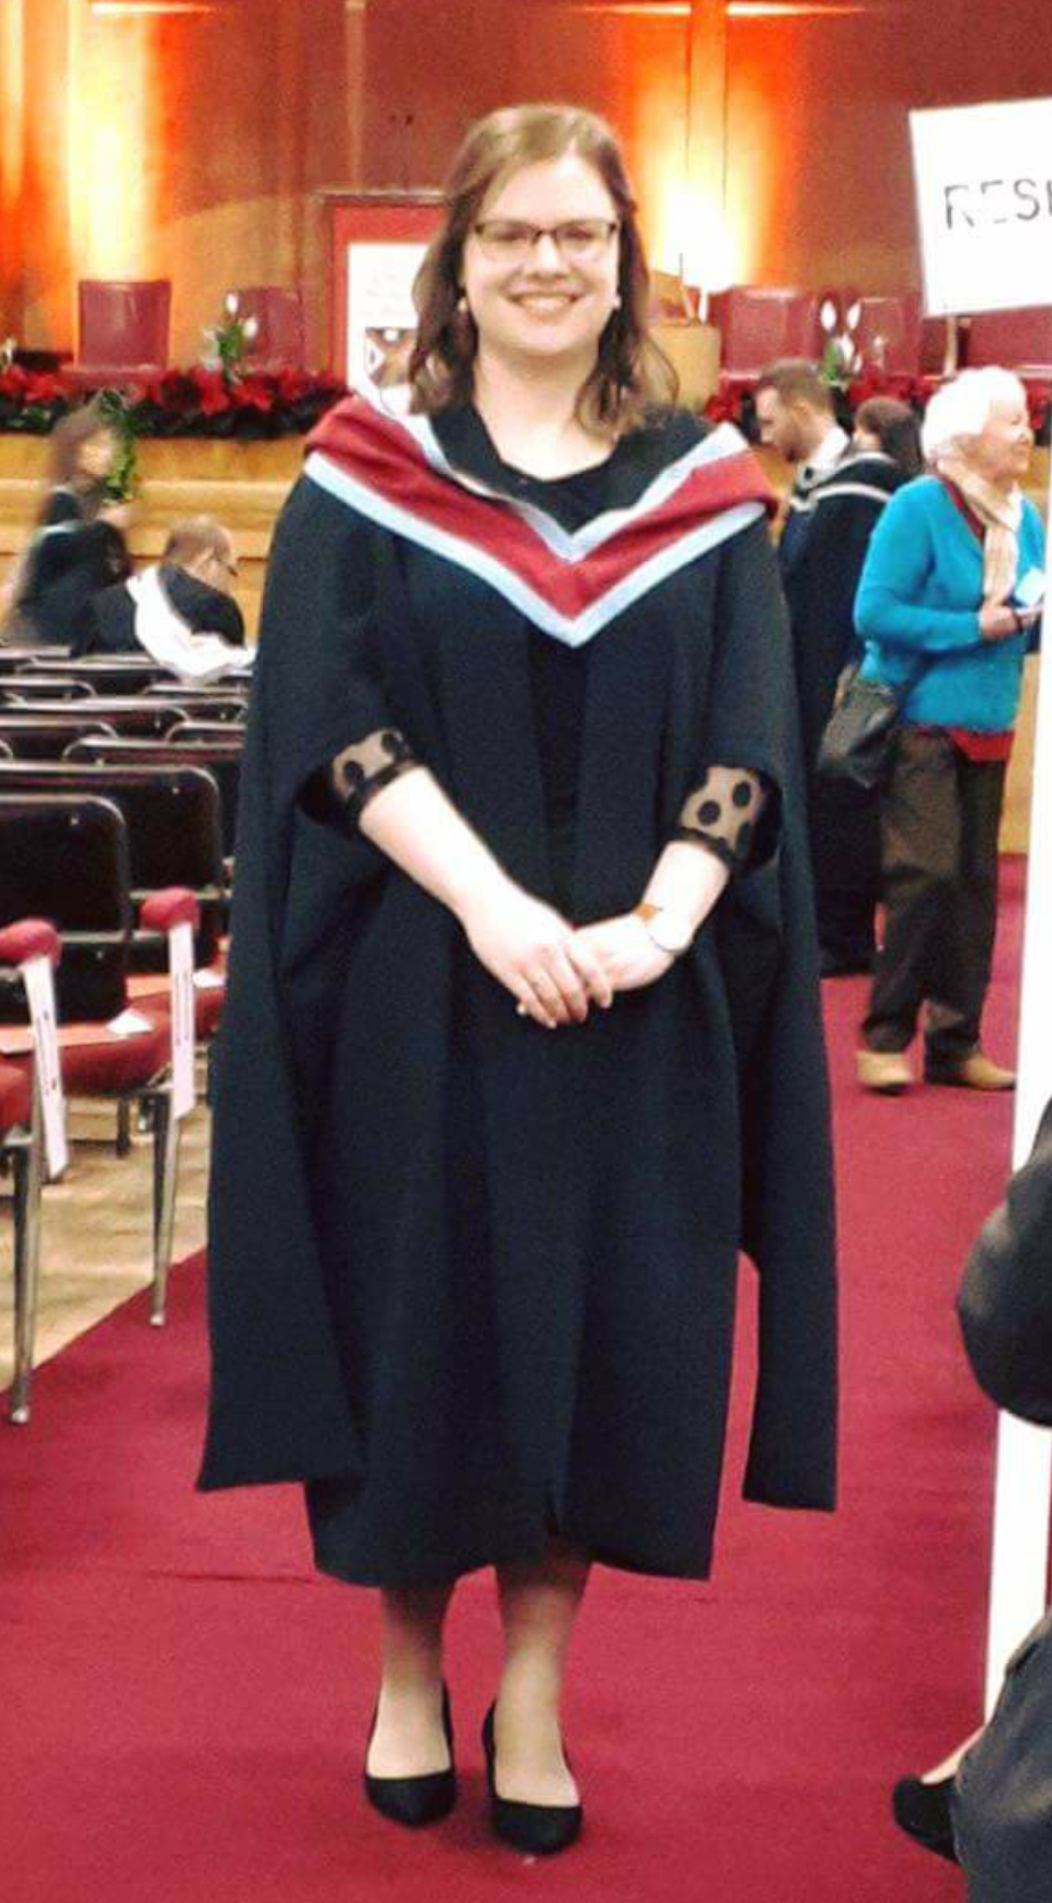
[457,293,468,313]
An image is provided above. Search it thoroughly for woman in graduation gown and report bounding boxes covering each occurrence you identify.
[201,103,837,1854]
[7,401,131,647]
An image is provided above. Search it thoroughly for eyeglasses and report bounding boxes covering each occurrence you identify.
[472,218,620,263]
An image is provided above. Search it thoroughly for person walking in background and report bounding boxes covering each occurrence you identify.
[854,367,1043,1094]
[2,398,132,647]
[200,102,836,1859]
[757,370,922,972]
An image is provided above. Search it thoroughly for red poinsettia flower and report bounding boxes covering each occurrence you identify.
[24,372,64,405]
[189,365,233,415]
[233,375,275,413]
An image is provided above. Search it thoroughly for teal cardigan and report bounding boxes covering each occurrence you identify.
[855,475,1044,732]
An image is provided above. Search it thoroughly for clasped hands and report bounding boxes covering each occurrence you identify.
[459,881,676,1030]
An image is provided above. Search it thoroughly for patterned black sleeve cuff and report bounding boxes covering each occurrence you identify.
[673,765,767,871]
[330,728,419,824]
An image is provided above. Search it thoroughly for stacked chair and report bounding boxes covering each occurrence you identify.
[0,647,249,1421]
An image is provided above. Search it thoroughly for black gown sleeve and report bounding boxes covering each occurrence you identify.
[201,476,403,1488]
[673,764,768,872]
[701,517,837,1513]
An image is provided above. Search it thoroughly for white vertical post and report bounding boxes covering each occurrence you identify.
[984,437,1052,1713]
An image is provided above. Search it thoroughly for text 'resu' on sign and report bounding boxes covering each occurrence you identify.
[910,97,1052,317]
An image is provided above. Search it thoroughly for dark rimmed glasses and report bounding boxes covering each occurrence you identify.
[472,218,620,263]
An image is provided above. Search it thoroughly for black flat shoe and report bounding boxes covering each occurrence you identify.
[891,1773,959,1864]
[482,1702,582,1856]
[363,1683,456,1828]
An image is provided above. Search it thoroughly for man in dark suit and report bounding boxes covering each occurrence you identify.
[76,515,246,661]
[756,362,912,973]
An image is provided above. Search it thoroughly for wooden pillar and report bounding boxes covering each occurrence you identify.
[686,0,730,303]
[0,0,26,338]
[16,0,76,349]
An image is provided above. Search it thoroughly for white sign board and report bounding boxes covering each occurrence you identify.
[910,97,1052,316]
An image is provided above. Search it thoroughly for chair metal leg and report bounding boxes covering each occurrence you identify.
[9,1087,45,1425]
[149,1086,181,1327]
[116,1096,132,1157]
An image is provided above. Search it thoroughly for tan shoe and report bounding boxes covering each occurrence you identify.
[856,1049,914,1093]
[925,1052,1016,1091]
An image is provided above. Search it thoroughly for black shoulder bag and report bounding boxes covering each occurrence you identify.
[816,653,932,793]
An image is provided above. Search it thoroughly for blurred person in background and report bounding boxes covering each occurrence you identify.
[2,399,132,647]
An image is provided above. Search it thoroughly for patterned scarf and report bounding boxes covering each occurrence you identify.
[936,452,1022,603]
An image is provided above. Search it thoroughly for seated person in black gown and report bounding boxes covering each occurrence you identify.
[5,399,132,647]
[76,516,249,677]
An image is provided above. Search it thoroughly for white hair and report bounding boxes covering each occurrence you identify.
[921,367,1027,464]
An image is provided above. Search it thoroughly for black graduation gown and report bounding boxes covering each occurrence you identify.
[17,488,131,647]
[199,399,837,1589]
[75,565,246,657]
[779,450,908,966]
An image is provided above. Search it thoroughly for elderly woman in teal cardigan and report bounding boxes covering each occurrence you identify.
[853,367,1044,1094]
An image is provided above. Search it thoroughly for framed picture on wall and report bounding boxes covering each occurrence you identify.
[318,191,443,399]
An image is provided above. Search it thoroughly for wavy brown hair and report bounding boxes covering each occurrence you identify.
[40,398,116,523]
[408,103,678,436]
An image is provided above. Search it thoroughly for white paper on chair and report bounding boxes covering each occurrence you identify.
[106,1008,154,1038]
[170,922,196,1121]
[22,954,69,1179]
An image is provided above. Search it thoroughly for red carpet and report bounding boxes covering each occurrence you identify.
[2,861,1026,1901]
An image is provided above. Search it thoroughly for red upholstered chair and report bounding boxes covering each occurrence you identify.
[68,279,171,390]
[710,286,822,386]
[233,285,306,373]
[966,307,1052,376]
[0,798,198,1417]
[852,294,923,377]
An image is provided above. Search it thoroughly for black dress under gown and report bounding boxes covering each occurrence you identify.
[200,398,837,1590]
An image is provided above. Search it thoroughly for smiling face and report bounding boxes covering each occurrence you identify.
[967,389,1033,489]
[461,153,621,379]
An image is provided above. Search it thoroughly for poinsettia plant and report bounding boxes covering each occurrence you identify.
[0,363,347,438]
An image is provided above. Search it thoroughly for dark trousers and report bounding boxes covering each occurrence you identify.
[863,727,1007,1062]
[809,775,881,968]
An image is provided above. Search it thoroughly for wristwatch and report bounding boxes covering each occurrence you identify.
[634,901,696,957]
